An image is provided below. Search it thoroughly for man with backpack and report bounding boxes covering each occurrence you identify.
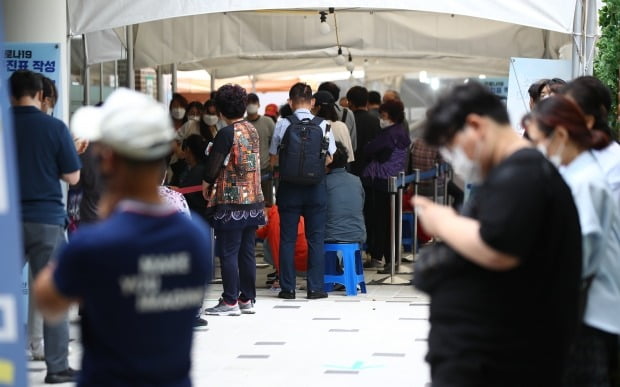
[269,83,336,300]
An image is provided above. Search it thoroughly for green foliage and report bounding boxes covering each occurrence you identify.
[594,0,620,139]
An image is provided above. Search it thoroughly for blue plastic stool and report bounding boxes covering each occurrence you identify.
[402,212,414,252]
[323,243,367,296]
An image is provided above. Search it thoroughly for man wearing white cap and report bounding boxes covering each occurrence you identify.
[34,88,212,386]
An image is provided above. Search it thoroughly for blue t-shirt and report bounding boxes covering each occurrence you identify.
[54,200,212,387]
[13,106,81,225]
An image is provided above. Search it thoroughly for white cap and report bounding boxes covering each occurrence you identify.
[71,88,175,160]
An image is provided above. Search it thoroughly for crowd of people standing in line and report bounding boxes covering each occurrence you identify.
[10,65,620,386]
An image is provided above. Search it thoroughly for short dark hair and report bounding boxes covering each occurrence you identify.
[424,82,510,146]
[318,82,340,100]
[279,103,293,117]
[9,70,43,99]
[289,83,312,104]
[538,78,566,95]
[247,93,259,104]
[346,86,369,109]
[328,141,349,169]
[562,76,613,137]
[315,104,338,122]
[379,100,405,125]
[215,84,247,119]
[42,76,57,102]
[170,92,188,110]
[528,80,544,102]
[182,134,208,163]
[186,101,203,115]
[368,91,381,105]
[203,99,218,114]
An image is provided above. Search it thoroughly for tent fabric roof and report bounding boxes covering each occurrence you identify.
[69,1,577,79]
[68,1,578,35]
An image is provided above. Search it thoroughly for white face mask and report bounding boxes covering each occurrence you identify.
[46,108,54,116]
[379,118,393,129]
[441,144,483,184]
[171,107,186,120]
[537,139,564,168]
[188,115,200,122]
[246,104,259,115]
[203,114,219,126]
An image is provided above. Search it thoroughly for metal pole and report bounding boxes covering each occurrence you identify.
[388,176,397,279]
[126,25,135,89]
[433,163,439,203]
[172,63,178,92]
[210,72,216,95]
[413,169,420,257]
[584,0,598,76]
[571,0,584,78]
[443,164,450,206]
[82,34,90,106]
[397,172,405,268]
[156,65,164,102]
[99,62,104,103]
[113,60,118,88]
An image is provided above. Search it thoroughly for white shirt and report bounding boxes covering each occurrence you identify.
[561,151,620,334]
[269,108,337,156]
[327,120,354,162]
[593,141,620,205]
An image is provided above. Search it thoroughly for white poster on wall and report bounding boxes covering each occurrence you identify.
[506,58,572,134]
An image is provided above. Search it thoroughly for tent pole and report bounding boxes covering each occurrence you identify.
[82,34,90,106]
[584,0,597,75]
[114,60,118,88]
[99,62,104,103]
[571,0,584,78]
[172,63,178,92]
[126,25,135,89]
[156,65,164,102]
[210,72,215,94]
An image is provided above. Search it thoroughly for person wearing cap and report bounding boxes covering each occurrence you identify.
[246,93,276,206]
[318,82,358,152]
[264,103,279,123]
[202,84,265,316]
[311,90,354,164]
[10,69,81,384]
[33,88,212,386]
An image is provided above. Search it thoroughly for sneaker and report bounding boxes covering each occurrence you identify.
[363,259,384,269]
[238,299,256,314]
[44,367,78,384]
[204,299,241,316]
[194,317,208,329]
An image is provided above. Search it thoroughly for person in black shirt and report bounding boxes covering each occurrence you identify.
[346,86,380,176]
[412,82,582,386]
[178,134,208,220]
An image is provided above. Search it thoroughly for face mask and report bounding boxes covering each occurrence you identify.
[442,145,483,184]
[246,104,259,115]
[171,107,186,120]
[188,115,200,122]
[379,119,393,129]
[537,138,564,168]
[203,114,219,126]
[46,108,54,116]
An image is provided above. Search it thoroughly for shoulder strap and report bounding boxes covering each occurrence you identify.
[310,116,324,126]
[341,108,348,123]
[286,114,300,125]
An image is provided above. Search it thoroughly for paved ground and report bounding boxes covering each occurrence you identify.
[28,255,431,387]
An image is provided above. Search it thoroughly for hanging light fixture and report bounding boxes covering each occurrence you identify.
[345,52,355,72]
[319,11,331,35]
[335,47,346,65]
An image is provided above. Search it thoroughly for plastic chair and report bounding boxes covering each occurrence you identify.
[323,243,367,296]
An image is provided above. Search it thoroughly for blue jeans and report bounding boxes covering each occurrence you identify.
[216,226,257,304]
[277,180,327,293]
[22,222,70,373]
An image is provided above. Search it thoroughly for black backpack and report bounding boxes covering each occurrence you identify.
[278,115,330,185]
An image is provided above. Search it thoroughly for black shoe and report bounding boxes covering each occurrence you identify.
[45,368,78,384]
[378,265,399,275]
[278,290,296,299]
[267,271,278,279]
[194,317,208,329]
[307,290,328,300]
[266,275,279,285]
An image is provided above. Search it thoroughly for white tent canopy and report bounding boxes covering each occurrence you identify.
[68,1,587,79]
